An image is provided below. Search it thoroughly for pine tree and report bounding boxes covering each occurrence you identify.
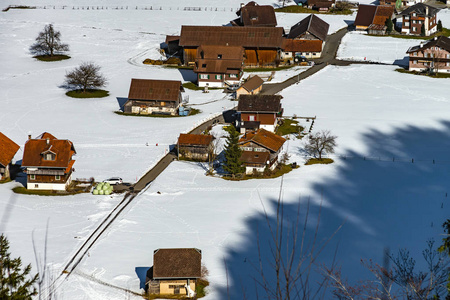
[223,126,245,177]
[421,24,426,37]
[385,18,394,34]
[0,234,38,299]
[437,20,443,32]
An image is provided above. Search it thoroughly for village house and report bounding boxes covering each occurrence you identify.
[282,14,329,60]
[194,45,244,87]
[21,132,76,191]
[0,132,20,181]
[177,134,213,161]
[231,1,277,27]
[124,79,184,116]
[354,4,396,35]
[407,35,450,73]
[146,248,202,296]
[235,75,264,98]
[238,129,286,174]
[399,3,439,36]
[178,26,285,67]
[237,94,283,133]
[305,0,335,12]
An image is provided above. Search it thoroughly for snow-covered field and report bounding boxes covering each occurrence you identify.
[243,65,310,83]
[1,2,450,300]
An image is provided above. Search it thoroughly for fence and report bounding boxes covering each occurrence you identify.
[6,5,239,12]
[311,153,450,166]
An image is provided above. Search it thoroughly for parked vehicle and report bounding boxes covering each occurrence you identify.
[103,177,123,185]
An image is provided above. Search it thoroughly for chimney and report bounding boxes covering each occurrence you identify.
[28,134,31,140]
[46,138,50,145]
[240,3,245,8]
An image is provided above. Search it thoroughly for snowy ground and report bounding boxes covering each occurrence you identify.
[243,65,310,83]
[1,3,450,300]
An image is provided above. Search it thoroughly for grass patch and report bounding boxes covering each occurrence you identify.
[370,28,450,40]
[275,5,352,15]
[34,54,71,62]
[195,278,209,298]
[0,178,12,184]
[395,68,450,78]
[276,119,304,136]
[223,164,298,181]
[244,65,294,72]
[305,158,334,165]
[189,108,201,116]
[12,186,87,196]
[66,89,109,98]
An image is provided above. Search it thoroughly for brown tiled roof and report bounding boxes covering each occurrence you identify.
[195,59,242,73]
[239,129,286,152]
[314,2,334,8]
[178,134,213,146]
[373,5,394,26]
[354,4,377,27]
[407,35,450,53]
[237,1,277,27]
[287,14,329,41]
[0,132,20,167]
[238,94,282,113]
[240,150,270,164]
[194,45,243,73]
[165,35,180,44]
[179,26,285,48]
[153,248,202,279]
[240,75,264,92]
[307,0,335,6]
[282,39,323,52]
[128,79,183,102]
[22,133,76,171]
[197,45,244,60]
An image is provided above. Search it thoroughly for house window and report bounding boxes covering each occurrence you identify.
[215,75,222,80]
[161,101,166,106]
[413,60,417,64]
[249,115,255,121]
[447,54,450,59]
[217,54,222,59]
[199,74,208,79]
[413,20,416,24]
[312,52,317,56]
[55,175,61,180]
[447,62,450,67]
[35,184,39,188]
[412,27,416,32]
[413,52,417,56]
[149,88,153,94]
[405,16,409,20]
[405,22,410,26]
[413,13,416,17]
[424,53,427,58]
[202,63,207,68]
[230,74,237,78]
[30,174,36,180]
[285,52,290,55]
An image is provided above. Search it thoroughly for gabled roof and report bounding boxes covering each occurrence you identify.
[179,26,285,48]
[194,45,244,74]
[372,5,395,26]
[239,129,286,152]
[238,94,282,113]
[197,45,244,60]
[407,35,450,53]
[128,79,183,102]
[354,4,378,27]
[0,132,20,168]
[287,14,330,41]
[240,150,270,165]
[178,134,213,146]
[153,248,202,279]
[399,3,439,17]
[239,75,264,92]
[282,38,323,52]
[22,133,76,170]
[236,1,277,27]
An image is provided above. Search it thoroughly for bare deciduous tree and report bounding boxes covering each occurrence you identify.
[305,130,337,160]
[30,24,69,57]
[64,62,107,93]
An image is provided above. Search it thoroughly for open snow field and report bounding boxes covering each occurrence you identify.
[1,2,450,299]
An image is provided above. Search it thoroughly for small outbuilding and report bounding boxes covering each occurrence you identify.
[235,75,264,98]
[146,248,202,296]
[177,134,213,161]
[0,132,20,181]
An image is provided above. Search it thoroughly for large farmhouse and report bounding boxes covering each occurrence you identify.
[179,26,285,67]
[146,248,202,296]
[407,36,450,73]
[239,129,286,174]
[237,94,283,133]
[399,3,439,36]
[0,132,20,181]
[22,132,76,191]
[124,79,184,116]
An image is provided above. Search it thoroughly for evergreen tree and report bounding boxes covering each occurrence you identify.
[223,126,245,177]
[385,18,394,34]
[421,24,426,36]
[438,20,443,32]
[0,234,38,299]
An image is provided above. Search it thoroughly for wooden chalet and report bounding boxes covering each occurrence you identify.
[194,45,244,87]
[354,5,395,34]
[399,3,439,36]
[231,1,277,27]
[21,132,76,191]
[124,79,184,116]
[146,248,202,296]
[178,26,285,67]
[281,38,323,61]
[0,132,20,181]
[236,75,264,98]
[305,0,335,11]
[407,36,450,73]
[239,129,286,174]
[177,134,213,161]
[237,94,283,133]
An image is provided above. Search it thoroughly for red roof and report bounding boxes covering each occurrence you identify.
[178,134,213,146]
[22,133,76,172]
[0,132,20,167]
[239,129,286,152]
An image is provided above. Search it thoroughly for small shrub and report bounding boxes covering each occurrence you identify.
[34,54,71,62]
[66,89,109,98]
[305,158,334,165]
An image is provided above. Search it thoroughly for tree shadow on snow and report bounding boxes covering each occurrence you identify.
[116,97,128,111]
[178,69,197,82]
[393,56,409,67]
[218,121,450,299]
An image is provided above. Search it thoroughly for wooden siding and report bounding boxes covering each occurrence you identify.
[178,145,210,162]
[244,49,278,66]
[27,172,71,184]
[184,48,197,64]
[241,113,277,125]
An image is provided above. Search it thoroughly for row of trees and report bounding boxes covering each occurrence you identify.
[30,24,107,94]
